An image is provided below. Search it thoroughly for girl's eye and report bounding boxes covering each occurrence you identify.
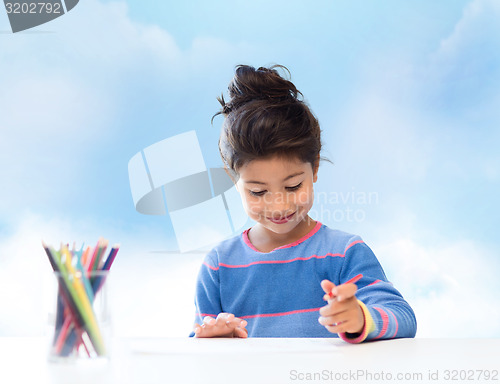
[286,182,303,192]
[249,190,267,197]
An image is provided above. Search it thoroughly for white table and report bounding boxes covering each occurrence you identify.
[1,337,499,384]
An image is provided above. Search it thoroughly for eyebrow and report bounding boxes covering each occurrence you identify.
[245,172,304,185]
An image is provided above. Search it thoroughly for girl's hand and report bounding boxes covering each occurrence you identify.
[193,313,248,338]
[318,280,365,335]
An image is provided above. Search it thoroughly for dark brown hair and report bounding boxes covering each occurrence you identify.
[214,64,322,179]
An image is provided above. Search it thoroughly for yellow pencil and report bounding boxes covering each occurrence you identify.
[61,245,106,355]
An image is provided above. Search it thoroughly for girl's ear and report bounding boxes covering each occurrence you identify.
[312,155,320,183]
[223,167,239,188]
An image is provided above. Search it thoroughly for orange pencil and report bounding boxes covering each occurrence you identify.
[81,246,91,267]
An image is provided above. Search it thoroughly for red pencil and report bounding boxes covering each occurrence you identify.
[328,273,363,298]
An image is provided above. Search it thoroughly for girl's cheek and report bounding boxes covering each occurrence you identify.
[295,191,311,206]
[246,201,263,217]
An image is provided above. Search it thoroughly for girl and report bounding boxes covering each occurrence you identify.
[192,65,417,342]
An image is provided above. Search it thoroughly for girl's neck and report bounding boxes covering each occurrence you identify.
[248,216,317,253]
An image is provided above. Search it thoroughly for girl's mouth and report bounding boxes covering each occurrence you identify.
[268,211,296,224]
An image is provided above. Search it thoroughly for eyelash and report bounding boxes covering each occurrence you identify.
[249,190,266,197]
[249,183,303,197]
[286,182,303,192]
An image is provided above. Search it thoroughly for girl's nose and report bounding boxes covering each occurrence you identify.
[267,193,292,214]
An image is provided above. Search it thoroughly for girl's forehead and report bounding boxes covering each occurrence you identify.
[239,156,312,179]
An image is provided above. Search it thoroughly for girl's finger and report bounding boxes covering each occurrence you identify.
[330,283,358,301]
[326,319,361,335]
[234,326,248,338]
[323,293,336,302]
[318,314,347,327]
[216,313,234,324]
[320,279,336,295]
[203,316,216,325]
[227,318,247,330]
[319,300,351,317]
[324,324,343,333]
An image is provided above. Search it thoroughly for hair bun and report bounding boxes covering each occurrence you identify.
[217,65,302,116]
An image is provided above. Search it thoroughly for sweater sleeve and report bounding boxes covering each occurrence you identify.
[337,237,417,343]
[192,249,222,328]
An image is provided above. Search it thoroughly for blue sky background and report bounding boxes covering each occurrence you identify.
[0,0,499,337]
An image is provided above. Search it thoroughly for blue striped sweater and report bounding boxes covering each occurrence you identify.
[193,222,417,342]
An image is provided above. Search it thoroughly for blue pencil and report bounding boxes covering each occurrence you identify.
[91,244,120,293]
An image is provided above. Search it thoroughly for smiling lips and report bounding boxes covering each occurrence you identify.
[268,212,296,224]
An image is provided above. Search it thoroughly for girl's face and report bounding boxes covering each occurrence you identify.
[235,155,318,236]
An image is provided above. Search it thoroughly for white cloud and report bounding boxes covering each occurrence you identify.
[331,93,435,186]
[0,214,71,336]
[374,236,500,338]
[437,0,500,60]
[0,0,183,135]
[328,0,500,189]
[426,0,500,118]
[112,252,203,337]
[0,74,115,207]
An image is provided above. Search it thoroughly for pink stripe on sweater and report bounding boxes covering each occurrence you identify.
[387,308,399,338]
[203,251,348,270]
[373,307,389,339]
[274,221,323,250]
[345,239,364,253]
[243,221,322,253]
[203,261,219,271]
[242,229,259,252]
[195,313,217,318]
[218,252,345,269]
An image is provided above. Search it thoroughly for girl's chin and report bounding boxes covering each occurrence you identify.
[267,223,296,233]
[262,217,305,234]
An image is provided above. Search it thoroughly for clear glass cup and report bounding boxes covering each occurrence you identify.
[48,270,111,362]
